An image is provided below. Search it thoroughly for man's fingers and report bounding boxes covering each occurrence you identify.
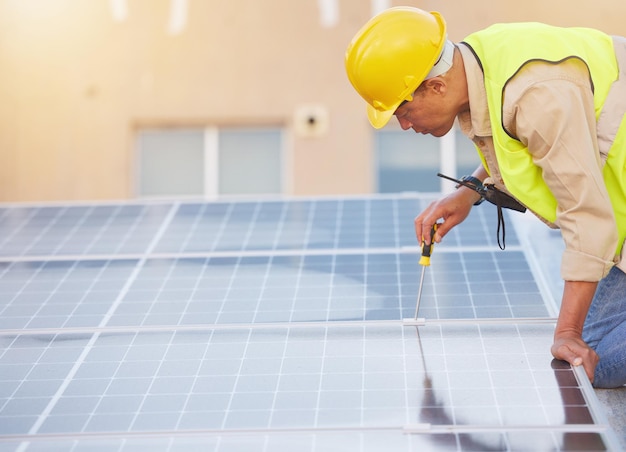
[552,343,596,382]
[418,221,444,244]
[414,215,425,243]
[432,222,448,243]
[414,216,435,244]
[554,343,580,366]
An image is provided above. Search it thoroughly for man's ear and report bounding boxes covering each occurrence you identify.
[426,77,447,95]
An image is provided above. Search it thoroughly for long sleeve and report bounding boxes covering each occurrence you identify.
[506,59,618,281]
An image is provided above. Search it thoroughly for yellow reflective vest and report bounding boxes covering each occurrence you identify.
[463,23,626,257]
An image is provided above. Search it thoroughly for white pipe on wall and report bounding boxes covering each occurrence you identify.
[204,127,219,198]
[167,0,188,35]
[318,0,339,28]
[440,128,457,194]
[371,0,390,16]
[109,0,128,22]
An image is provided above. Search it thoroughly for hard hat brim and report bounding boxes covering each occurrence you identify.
[367,104,395,129]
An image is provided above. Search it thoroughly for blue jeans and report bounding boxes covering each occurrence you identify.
[582,265,626,388]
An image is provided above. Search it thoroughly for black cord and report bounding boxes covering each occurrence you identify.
[496,204,506,250]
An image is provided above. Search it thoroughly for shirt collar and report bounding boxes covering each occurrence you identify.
[457,43,492,138]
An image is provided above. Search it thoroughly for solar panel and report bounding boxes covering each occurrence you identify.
[0,251,549,331]
[0,198,516,258]
[0,194,620,451]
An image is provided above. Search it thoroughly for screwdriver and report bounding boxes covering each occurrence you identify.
[414,223,438,321]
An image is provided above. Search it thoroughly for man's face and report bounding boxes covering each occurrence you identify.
[393,84,455,137]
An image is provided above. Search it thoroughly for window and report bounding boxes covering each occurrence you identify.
[375,130,440,193]
[217,128,282,195]
[136,126,283,198]
[375,125,480,193]
[137,129,205,197]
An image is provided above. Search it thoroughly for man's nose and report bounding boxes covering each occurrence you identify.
[397,116,413,130]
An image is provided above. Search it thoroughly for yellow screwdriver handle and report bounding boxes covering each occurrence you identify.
[418,224,438,266]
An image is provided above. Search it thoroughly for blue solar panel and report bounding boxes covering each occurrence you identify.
[0,204,172,258]
[0,194,620,451]
[0,326,606,433]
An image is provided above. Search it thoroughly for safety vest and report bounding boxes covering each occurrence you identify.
[463,23,626,257]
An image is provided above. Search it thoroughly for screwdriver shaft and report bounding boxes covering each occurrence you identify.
[413,223,438,321]
[414,265,426,320]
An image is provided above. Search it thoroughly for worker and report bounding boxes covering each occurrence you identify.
[345,7,626,388]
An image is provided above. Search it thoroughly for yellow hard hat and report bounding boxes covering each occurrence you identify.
[345,7,447,128]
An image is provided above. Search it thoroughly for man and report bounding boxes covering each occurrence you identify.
[345,6,626,388]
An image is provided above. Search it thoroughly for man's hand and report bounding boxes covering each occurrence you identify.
[551,334,599,382]
[414,187,477,244]
[552,280,599,383]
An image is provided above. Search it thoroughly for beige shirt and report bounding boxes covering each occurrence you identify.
[456,43,621,282]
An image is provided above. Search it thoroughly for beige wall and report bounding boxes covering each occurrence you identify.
[1,0,625,202]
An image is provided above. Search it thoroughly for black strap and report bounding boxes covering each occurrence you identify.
[496,204,506,250]
[436,173,525,250]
